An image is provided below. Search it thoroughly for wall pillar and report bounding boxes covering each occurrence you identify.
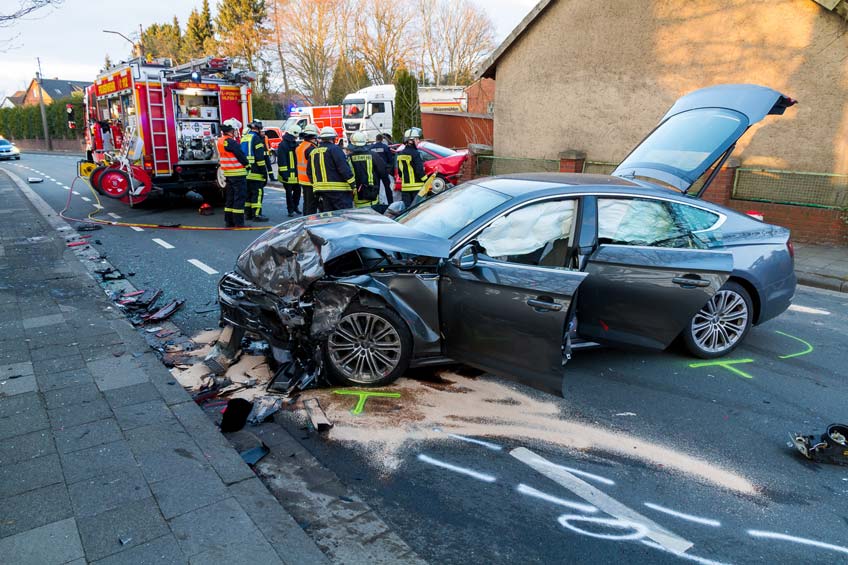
[460,144,493,182]
[559,149,586,173]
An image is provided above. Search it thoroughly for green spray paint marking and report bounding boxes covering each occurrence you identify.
[775,331,814,359]
[333,390,401,415]
[688,358,755,379]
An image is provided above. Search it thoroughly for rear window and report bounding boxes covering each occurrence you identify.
[420,142,457,158]
[265,130,279,139]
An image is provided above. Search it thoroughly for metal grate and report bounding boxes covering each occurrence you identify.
[733,168,848,210]
[476,155,560,177]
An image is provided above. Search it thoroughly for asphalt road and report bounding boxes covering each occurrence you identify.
[5,153,847,565]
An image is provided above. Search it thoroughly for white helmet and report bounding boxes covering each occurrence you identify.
[302,124,320,138]
[286,124,302,137]
[223,117,242,131]
[350,132,367,147]
[403,127,423,143]
[318,126,337,140]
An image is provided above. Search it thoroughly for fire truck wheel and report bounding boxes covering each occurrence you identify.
[89,166,109,194]
[216,167,227,190]
[98,169,131,199]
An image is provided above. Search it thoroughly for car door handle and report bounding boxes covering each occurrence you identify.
[672,276,711,288]
[527,298,563,312]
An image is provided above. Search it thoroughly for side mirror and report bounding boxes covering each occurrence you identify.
[451,244,478,271]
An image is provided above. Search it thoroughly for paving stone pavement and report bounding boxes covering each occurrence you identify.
[0,169,330,564]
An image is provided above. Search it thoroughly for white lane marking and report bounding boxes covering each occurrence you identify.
[788,304,831,315]
[107,212,121,219]
[417,454,496,483]
[72,191,80,195]
[63,186,70,190]
[447,433,502,451]
[187,259,219,275]
[748,530,848,556]
[641,540,730,565]
[558,514,648,541]
[152,238,175,249]
[80,196,91,202]
[643,502,721,527]
[510,447,692,553]
[516,483,598,513]
[93,204,103,209]
[130,226,144,232]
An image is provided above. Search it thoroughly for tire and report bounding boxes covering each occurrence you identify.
[430,174,448,194]
[97,169,131,199]
[14,155,20,160]
[323,303,412,387]
[683,281,753,359]
[216,167,227,189]
[89,165,109,195]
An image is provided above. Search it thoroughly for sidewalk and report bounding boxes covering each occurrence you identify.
[793,243,848,293]
[0,169,329,564]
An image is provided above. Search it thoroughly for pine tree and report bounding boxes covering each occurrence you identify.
[392,68,420,142]
[215,0,267,71]
[328,57,371,105]
[141,17,183,63]
[184,0,214,60]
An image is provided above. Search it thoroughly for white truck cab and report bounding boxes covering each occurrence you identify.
[342,84,395,143]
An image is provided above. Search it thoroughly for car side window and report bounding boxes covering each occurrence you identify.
[597,198,719,249]
[477,199,578,268]
[419,150,436,162]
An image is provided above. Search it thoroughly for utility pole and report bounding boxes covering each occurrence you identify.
[36,57,52,151]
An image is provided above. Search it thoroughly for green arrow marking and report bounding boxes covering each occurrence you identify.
[333,390,402,415]
[775,330,814,359]
[688,358,755,379]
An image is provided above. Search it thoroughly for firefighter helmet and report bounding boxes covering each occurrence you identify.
[286,124,302,137]
[302,124,320,139]
[318,126,337,140]
[403,127,423,143]
[249,120,263,130]
[350,132,367,146]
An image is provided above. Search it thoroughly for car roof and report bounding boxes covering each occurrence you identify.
[472,173,645,197]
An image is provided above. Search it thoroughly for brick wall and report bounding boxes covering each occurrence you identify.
[13,138,85,153]
[726,200,847,246]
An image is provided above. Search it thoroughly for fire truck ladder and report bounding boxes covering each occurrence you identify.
[144,77,172,176]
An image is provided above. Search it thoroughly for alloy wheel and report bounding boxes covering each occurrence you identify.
[327,312,403,384]
[690,289,749,354]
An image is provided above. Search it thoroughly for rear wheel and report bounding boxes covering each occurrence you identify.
[430,174,448,194]
[98,169,131,199]
[89,165,109,194]
[324,304,412,387]
[683,281,752,359]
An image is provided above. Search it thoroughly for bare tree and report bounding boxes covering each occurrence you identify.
[271,0,292,98]
[436,0,495,85]
[418,0,445,85]
[287,0,338,104]
[358,0,415,84]
[0,0,61,25]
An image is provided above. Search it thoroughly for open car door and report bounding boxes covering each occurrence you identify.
[440,246,587,395]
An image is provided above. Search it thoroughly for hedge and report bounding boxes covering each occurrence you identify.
[0,96,85,141]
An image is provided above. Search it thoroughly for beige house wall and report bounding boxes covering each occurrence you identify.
[493,0,848,173]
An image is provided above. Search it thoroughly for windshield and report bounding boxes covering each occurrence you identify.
[283,117,301,130]
[396,183,510,239]
[265,129,279,139]
[343,99,365,119]
[0,140,10,147]
[420,142,458,158]
[614,108,748,190]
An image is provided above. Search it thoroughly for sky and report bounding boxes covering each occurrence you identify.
[0,0,538,100]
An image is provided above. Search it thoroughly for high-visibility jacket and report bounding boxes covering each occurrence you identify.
[296,140,316,186]
[277,133,299,184]
[349,145,384,208]
[397,144,426,192]
[307,141,355,192]
[240,131,268,182]
[217,136,248,177]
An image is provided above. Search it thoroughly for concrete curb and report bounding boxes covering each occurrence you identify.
[796,271,848,294]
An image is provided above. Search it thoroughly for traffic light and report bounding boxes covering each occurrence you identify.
[66,104,76,129]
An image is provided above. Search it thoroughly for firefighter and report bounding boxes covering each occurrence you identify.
[296,124,320,215]
[241,120,270,222]
[348,131,384,209]
[217,123,249,227]
[397,127,427,207]
[307,126,355,212]
[277,123,302,217]
[371,133,394,204]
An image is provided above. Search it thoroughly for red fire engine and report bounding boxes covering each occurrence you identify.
[84,56,254,205]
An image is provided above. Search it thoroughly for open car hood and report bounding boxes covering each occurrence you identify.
[613,84,796,193]
[236,209,450,298]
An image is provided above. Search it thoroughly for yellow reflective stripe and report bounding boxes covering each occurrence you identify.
[313,182,355,191]
[224,207,245,213]
[223,169,247,176]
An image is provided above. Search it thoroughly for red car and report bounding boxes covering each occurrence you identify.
[391,141,468,193]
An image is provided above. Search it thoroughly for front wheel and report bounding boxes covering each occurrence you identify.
[323,304,412,387]
[683,281,753,359]
[430,174,449,194]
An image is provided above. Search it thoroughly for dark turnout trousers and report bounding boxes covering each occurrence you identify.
[245,179,266,219]
[224,175,248,227]
[316,190,353,212]
[284,182,301,214]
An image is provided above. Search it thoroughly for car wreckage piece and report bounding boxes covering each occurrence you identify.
[790,423,848,466]
[219,209,450,391]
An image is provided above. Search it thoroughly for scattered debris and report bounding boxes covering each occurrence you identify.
[27,177,43,183]
[247,396,283,425]
[143,299,184,322]
[239,443,270,465]
[119,536,132,546]
[303,398,333,432]
[66,241,88,248]
[77,224,103,232]
[195,307,217,314]
[220,398,253,432]
[790,423,848,466]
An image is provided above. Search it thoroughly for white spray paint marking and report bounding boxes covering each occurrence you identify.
[80,196,91,202]
[152,238,175,249]
[107,212,121,219]
[641,540,730,565]
[417,454,496,483]
[447,433,503,451]
[516,484,598,514]
[615,412,637,417]
[511,447,692,553]
[530,456,616,486]
[187,259,219,275]
[558,515,649,541]
[643,502,721,527]
[130,226,144,232]
[788,304,831,316]
[748,530,848,556]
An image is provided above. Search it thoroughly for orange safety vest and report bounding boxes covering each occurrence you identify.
[296,140,314,186]
[217,136,247,177]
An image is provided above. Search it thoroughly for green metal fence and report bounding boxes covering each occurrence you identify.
[733,168,848,210]
[476,155,560,177]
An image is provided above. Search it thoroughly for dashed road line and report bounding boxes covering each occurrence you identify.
[643,502,721,527]
[107,212,121,219]
[152,238,175,249]
[130,226,144,232]
[72,191,80,195]
[80,196,91,202]
[187,259,219,275]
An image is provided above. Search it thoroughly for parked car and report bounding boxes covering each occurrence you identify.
[219,84,797,394]
[0,139,21,160]
[391,141,468,193]
[263,127,282,165]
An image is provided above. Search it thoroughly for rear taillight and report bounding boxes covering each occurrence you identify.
[745,209,764,221]
[787,239,795,259]
[142,155,153,172]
